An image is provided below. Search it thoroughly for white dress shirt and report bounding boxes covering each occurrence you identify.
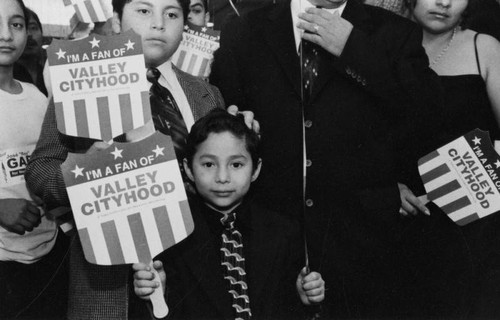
[155,60,196,131]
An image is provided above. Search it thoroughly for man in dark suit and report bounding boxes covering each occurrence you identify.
[210,0,458,318]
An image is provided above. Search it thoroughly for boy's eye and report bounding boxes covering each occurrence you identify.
[137,8,150,15]
[202,162,214,168]
[191,9,202,14]
[166,12,178,19]
[231,162,244,169]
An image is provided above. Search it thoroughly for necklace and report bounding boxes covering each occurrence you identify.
[430,27,457,66]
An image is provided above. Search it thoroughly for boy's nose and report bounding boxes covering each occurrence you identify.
[436,0,451,8]
[215,167,230,183]
[151,13,165,30]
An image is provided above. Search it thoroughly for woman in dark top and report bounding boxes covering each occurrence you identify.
[399,0,500,317]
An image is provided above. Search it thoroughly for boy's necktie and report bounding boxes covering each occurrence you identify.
[220,212,252,320]
[146,67,189,160]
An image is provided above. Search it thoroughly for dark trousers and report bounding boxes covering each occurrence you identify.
[0,230,70,319]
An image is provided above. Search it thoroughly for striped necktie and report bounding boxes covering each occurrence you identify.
[146,67,189,161]
[220,212,252,320]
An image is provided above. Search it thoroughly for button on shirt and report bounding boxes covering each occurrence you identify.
[291,0,347,52]
[151,60,195,131]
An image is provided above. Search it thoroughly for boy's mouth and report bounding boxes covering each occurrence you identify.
[145,37,167,44]
[212,190,234,197]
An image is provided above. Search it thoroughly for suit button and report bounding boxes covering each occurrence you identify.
[346,67,352,75]
[361,79,367,86]
[306,199,314,207]
[304,120,312,128]
[357,75,363,82]
[306,159,312,167]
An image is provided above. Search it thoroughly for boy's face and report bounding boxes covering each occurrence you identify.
[112,0,184,67]
[188,0,209,27]
[0,0,27,67]
[184,132,261,214]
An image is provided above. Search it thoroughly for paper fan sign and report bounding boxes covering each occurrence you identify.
[61,132,193,317]
[62,0,112,23]
[418,129,500,226]
[47,30,151,141]
[171,23,220,78]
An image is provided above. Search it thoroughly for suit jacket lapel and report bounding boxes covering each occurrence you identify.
[173,66,212,121]
[181,208,234,319]
[261,3,302,97]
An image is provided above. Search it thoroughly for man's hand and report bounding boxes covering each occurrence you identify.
[398,183,430,216]
[296,267,325,305]
[298,8,353,57]
[132,261,166,301]
[227,105,261,136]
[0,198,42,235]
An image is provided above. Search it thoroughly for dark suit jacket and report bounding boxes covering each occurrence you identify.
[25,66,225,320]
[210,1,457,318]
[156,198,304,320]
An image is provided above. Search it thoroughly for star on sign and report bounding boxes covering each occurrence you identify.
[124,39,135,51]
[72,165,84,178]
[110,147,123,159]
[472,136,482,145]
[55,48,66,60]
[201,27,207,32]
[89,37,101,48]
[184,25,189,30]
[153,145,165,158]
[495,160,500,169]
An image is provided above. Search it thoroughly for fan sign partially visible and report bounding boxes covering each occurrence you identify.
[47,30,151,141]
[418,129,500,226]
[172,23,220,79]
[61,133,193,265]
[62,0,112,23]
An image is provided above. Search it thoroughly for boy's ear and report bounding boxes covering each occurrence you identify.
[111,12,122,34]
[251,158,262,182]
[183,158,195,182]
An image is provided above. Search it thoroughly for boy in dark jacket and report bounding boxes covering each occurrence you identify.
[133,109,324,319]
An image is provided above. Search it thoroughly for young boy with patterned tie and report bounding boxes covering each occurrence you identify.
[133,109,325,319]
[25,0,224,318]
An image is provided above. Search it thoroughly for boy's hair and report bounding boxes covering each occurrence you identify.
[14,0,30,28]
[112,0,190,22]
[185,109,261,171]
[26,7,42,32]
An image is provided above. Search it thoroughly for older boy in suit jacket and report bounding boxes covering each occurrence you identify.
[25,0,224,318]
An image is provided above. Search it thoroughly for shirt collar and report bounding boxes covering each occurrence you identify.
[291,0,348,52]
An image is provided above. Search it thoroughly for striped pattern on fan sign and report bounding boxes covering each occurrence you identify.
[63,0,112,23]
[172,23,220,79]
[61,132,194,265]
[418,129,500,226]
[47,30,151,141]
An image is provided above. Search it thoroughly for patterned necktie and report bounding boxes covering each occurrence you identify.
[220,212,252,320]
[146,67,189,161]
[301,39,320,103]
